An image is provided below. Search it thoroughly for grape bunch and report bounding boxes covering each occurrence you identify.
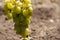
[4,0,32,40]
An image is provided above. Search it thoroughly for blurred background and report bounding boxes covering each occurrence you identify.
[0,0,60,40]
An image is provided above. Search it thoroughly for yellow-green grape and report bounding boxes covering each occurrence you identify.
[10,0,15,4]
[4,1,13,19]
[24,0,31,4]
[26,17,31,24]
[25,28,30,36]
[5,0,10,2]
[16,1,20,5]
[16,0,23,7]
[20,0,24,2]
[7,2,13,9]
[22,28,30,40]
[22,3,32,18]
[18,2,23,7]
[28,4,32,7]
[5,0,15,4]
[13,6,21,14]
[6,12,12,19]
[5,2,13,10]
[28,7,33,14]
[22,1,32,8]
[23,9,28,17]
[22,4,26,9]
[28,6,33,11]
[16,6,21,14]
[23,9,32,18]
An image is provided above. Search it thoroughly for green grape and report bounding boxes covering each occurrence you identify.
[13,6,21,14]
[22,4,27,8]
[10,0,15,4]
[25,28,30,36]
[23,9,29,17]
[23,9,32,18]
[5,0,10,2]
[18,2,23,7]
[16,0,23,7]
[6,2,13,9]
[20,0,24,2]
[26,17,31,24]
[4,1,13,19]
[28,7,33,12]
[5,0,15,4]
[28,4,32,7]
[24,0,31,4]
[6,12,12,19]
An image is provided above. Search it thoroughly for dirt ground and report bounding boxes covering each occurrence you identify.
[0,0,60,40]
